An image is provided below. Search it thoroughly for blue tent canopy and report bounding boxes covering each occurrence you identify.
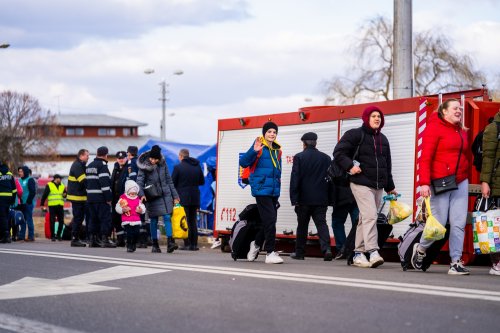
[139,140,217,230]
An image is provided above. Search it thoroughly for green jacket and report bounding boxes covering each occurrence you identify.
[480,112,500,196]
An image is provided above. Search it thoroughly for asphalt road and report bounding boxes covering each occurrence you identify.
[0,240,499,333]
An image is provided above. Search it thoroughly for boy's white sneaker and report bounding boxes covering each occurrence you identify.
[489,262,500,276]
[352,252,370,268]
[265,251,284,264]
[369,250,384,268]
[247,241,260,262]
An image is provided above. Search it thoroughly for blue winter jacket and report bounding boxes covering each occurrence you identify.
[239,139,282,198]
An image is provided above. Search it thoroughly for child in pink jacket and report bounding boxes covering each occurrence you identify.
[115,180,145,252]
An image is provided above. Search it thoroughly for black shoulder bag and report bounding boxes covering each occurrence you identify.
[327,129,365,184]
[431,131,463,195]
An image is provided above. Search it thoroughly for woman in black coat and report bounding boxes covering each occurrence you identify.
[137,145,180,253]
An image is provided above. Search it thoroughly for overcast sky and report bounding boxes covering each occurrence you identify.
[1,0,499,144]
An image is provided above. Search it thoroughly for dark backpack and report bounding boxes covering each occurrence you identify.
[327,130,365,184]
[472,122,500,172]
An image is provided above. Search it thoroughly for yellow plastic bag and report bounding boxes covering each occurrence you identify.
[172,204,188,239]
[422,197,446,241]
[388,200,413,225]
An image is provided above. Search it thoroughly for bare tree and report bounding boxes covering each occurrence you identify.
[0,91,59,170]
[323,16,487,104]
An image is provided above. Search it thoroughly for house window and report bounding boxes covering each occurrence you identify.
[66,128,85,136]
[98,128,116,136]
[123,128,131,136]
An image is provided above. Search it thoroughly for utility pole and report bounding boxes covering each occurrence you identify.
[393,0,413,99]
[159,80,169,142]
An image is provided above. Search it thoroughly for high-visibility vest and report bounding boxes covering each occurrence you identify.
[47,182,65,206]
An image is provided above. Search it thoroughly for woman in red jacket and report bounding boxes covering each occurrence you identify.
[412,98,470,275]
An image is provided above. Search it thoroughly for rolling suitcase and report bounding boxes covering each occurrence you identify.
[398,200,451,271]
[229,204,261,261]
[346,199,393,265]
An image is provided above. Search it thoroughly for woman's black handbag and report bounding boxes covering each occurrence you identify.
[144,184,161,201]
[431,132,463,195]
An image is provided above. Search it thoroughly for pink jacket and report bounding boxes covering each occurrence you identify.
[115,194,145,225]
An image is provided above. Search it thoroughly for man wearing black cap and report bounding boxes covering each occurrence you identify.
[126,145,149,247]
[110,151,128,246]
[67,149,89,247]
[289,132,333,261]
[40,174,67,241]
[85,146,116,248]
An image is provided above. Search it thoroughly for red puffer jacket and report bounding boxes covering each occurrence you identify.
[419,112,469,186]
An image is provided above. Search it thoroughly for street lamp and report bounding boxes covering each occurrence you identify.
[144,69,183,141]
[0,43,10,49]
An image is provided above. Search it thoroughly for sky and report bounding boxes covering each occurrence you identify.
[1,0,499,144]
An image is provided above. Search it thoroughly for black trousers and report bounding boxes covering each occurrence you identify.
[255,196,279,253]
[88,202,112,236]
[111,201,124,237]
[124,224,140,245]
[184,205,199,247]
[71,201,88,239]
[0,202,9,239]
[49,205,65,238]
[294,205,331,255]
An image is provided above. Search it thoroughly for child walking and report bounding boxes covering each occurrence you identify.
[115,180,145,253]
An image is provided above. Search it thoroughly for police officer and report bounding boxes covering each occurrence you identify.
[86,146,116,248]
[67,149,89,247]
[40,174,66,241]
[111,151,128,246]
[289,132,333,261]
[0,160,17,243]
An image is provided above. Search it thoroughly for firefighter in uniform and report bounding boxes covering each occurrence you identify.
[0,161,17,243]
[40,174,66,241]
[86,146,116,248]
[67,149,89,247]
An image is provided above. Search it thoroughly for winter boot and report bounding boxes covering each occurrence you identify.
[71,237,87,247]
[151,239,161,253]
[101,235,117,248]
[126,241,134,253]
[167,237,178,253]
[88,234,100,247]
[116,234,126,247]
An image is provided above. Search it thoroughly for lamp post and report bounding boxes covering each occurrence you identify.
[0,43,10,49]
[144,69,183,141]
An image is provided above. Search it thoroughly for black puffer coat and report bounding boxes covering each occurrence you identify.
[333,125,395,192]
[136,151,179,217]
[172,157,205,207]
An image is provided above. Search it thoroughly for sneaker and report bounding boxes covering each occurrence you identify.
[324,250,333,262]
[334,251,347,260]
[448,260,470,275]
[210,239,222,249]
[489,262,500,276]
[352,252,370,268]
[411,243,426,270]
[265,251,284,264]
[369,250,384,268]
[247,241,260,262]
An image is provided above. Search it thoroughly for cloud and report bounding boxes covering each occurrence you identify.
[0,0,250,48]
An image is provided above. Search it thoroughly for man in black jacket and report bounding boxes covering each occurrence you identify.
[86,146,116,248]
[172,148,205,251]
[111,151,128,247]
[67,149,89,247]
[289,132,333,261]
[0,160,17,243]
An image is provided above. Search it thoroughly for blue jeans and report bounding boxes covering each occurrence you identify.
[331,202,359,251]
[149,214,172,240]
[18,204,35,240]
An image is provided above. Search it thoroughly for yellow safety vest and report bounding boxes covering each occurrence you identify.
[47,182,65,206]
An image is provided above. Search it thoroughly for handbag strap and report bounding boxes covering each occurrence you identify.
[352,129,365,161]
[454,131,463,176]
